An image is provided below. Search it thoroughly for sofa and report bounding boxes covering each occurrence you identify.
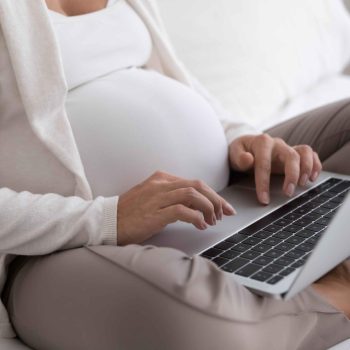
[2,0,350,349]
[158,0,350,131]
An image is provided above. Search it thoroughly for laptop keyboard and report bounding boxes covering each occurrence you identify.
[200,178,350,285]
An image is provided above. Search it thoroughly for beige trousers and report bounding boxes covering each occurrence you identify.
[3,99,350,350]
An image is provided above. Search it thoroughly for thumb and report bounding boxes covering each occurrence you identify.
[230,140,255,171]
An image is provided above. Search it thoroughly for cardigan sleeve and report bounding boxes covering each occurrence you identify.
[0,187,118,255]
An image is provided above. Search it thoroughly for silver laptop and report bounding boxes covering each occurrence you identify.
[144,171,350,300]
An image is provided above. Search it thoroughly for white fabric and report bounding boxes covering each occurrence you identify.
[51,1,229,195]
[157,0,350,128]
[50,0,152,90]
[66,68,230,195]
[0,0,258,339]
[264,75,350,129]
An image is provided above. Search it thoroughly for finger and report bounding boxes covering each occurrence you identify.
[159,204,208,230]
[294,145,314,186]
[280,148,300,197]
[251,134,274,205]
[159,187,217,226]
[165,179,236,220]
[149,170,179,183]
[311,152,322,181]
[230,138,255,172]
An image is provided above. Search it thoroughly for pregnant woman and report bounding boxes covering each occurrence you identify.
[0,0,350,349]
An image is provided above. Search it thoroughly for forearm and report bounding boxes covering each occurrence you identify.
[0,187,118,255]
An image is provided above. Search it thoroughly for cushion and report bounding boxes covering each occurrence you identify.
[263,75,350,129]
[157,0,350,127]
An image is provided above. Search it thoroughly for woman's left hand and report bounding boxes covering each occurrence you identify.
[229,134,322,205]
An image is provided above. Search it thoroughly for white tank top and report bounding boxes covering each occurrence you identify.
[50,0,230,197]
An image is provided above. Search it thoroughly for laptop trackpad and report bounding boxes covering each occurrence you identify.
[144,175,307,256]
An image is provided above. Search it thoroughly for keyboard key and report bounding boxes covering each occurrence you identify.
[275,242,294,252]
[285,249,305,259]
[312,207,330,215]
[295,229,315,238]
[321,191,335,198]
[312,195,330,204]
[280,267,296,277]
[273,230,292,239]
[285,235,305,245]
[221,257,250,273]
[253,256,274,266]
[293,206,310,215]
[322,178,342,187]
[274,257,294,266]
[322,202,339,210]
[201,248,221,258]
[306,223,325,232]
[330,195,345,204]
[284,225,302,233]
[212,257,230,267]
[324,210,337,219]
[274,218,292,227]
[253,230,272,239]
[267,275,284,284]
[284,213,302,221]
[296,243,314,252]
[252,244,271,253]
[302,253,311,260]
[242,237,262,246]
[264,249,285,259]
[291,260,305,268]
[263,237,283,246]
[239,221,269,236]
[251,271,273,282]
[220,250,241,260]
[214,241,233,251]
[305,235,320,246]
[314,217,330,226]
[287,196,307,207]
[225,233,247,244]
[331,181,350,193]
[305,201,321,210]
[231,243,252,253]
[235,263,262,277]
[263,264,284,274]
[338,191,349,198]
[293,218,313,227]
[303,212,322,221]
[241,250,261,260]
[265,225,281,233]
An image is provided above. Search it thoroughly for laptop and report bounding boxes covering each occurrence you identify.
[144,170,350,300]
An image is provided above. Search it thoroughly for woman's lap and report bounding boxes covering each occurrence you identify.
[266,98,350,175]
[5,98,350,350]
[4,244,350,350]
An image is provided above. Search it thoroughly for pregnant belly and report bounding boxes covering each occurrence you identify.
[66,68,230,197]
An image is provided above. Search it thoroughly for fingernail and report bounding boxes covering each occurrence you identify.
[224,202,236,215]
[261,191,270,205]
[286,183,295,197]
[200,222,208,230]
[300,173,309,187]
[211,215,217,226]
[217,209,223,221]
[311,171,318,182]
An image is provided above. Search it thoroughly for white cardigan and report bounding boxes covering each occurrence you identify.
[0,0,258,338]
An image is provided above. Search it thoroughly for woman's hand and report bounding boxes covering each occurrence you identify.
[117,171,236,245]
[229,134,322,205]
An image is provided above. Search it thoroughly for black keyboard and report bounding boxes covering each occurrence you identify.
[200,178,350,285]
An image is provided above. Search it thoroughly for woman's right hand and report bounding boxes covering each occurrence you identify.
[117,171,236,245]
